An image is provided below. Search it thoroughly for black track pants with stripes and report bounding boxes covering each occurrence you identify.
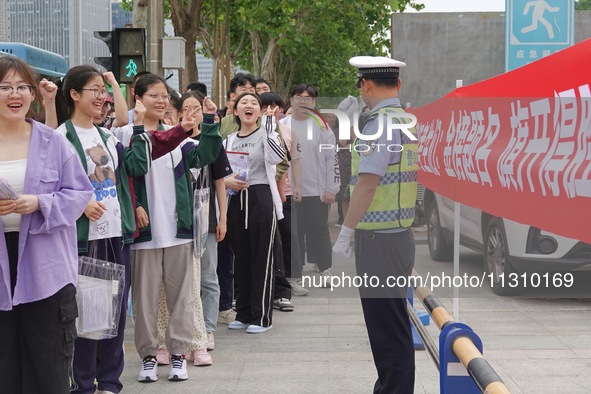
[227,185,276,327]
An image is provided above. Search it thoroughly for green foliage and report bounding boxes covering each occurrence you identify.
[121,0,424,97]
[228,0,424,96]
[576,0,591,10]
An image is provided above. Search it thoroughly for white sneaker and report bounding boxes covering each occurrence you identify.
[288,278,310,296]
[137,355,158,382]
[218,309,237,325]
[168,354,188,381]
[246,324,273,334]
[312,263,321,273]
[206,332,215,351]
[228,320,249,330]
[273,298,295,312]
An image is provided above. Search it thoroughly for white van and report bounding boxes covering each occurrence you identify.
[424,189,591,295]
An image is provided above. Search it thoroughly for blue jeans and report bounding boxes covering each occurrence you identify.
[201,233,220,333]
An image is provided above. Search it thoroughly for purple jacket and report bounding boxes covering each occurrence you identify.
[0,120,93,311]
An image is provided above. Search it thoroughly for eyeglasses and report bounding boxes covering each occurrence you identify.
[292,95,314,103]
[0,85,35,98]
[145,93,171,101]
[182,105,202,112]
[81,88,108,99]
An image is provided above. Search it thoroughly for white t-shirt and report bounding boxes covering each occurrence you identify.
[131,142,193,250]
[289,118,321,197]
[0,159,26,232]
[231,128,269,186]
[56,123,122,240]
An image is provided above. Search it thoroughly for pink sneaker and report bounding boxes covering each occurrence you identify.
[156,348,170,365]
[191,348,213,366]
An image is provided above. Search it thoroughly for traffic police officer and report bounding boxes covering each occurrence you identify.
[333,56,418,393]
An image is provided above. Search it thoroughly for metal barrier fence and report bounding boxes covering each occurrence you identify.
[409,270,511,394]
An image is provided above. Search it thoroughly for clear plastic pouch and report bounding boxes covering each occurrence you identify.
[76,242,125,340]
[193,167,210,258]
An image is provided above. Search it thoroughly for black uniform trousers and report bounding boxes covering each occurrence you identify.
[217,237,235,311]
[355,229,415,394]
[71,237,130,394]
[227,185,276,327]
[0,232,77,394]
[296,196,332,271]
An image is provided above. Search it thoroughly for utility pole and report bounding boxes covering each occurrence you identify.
[147,0,164,76]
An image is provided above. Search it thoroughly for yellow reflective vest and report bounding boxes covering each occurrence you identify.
[350,106,418,230]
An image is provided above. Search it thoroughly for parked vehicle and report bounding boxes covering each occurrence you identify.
[424,189,591,295]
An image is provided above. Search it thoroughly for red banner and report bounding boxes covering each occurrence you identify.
[409,38,591,244]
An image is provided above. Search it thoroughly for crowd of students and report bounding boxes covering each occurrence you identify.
[0,56,348,393]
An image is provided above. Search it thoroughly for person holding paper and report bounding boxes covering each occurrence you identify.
[224,92,286,334]
[0,56,93,394]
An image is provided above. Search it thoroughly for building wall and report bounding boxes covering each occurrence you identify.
[112,1,133,29]
[0,0,9,41]
[8,0,110,68]
[391,11,591,108]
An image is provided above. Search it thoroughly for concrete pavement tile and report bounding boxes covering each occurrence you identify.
[495,358,591,377]
[542,322,591,335]
[327,297,363,305]
[327,324,369,338]
[510,375,591,394]
[482,335,569,350]
[211,350,329,363]
[252,337,330,352]
[240,361,329,380]
[291,296,329,305]
[210,336,254,352]
[523,349,579,359]
[328,360,376,380]
[286,303,330,314]
[328,337,371,352]
[327,351,374,361]
[327,303,364,314]
[483,349,529,360]
[234,379,332,394]
[512,298,591,312]
[324,313,367,325]
[466,321,552,336]
[328,378,379,394]
[572,348,591,358]
[557,334,591,348]
[413,370,439,394]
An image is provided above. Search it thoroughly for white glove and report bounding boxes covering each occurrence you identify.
[332,225,354,257]
[337,95,359,124]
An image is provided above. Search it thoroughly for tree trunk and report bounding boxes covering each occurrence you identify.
[181,31,198,90]
[169,0,204,92]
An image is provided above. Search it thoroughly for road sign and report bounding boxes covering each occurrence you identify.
[505,0,574,71]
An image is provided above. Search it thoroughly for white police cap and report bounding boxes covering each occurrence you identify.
[349,56,406,79]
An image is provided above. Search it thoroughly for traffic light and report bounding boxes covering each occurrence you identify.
[116,28,146,84]
[93,30,116,74]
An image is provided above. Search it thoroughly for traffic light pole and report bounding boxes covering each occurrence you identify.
[147,0,164,77]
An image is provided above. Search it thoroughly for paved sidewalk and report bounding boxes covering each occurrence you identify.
[119,228,591,393]
[120,228,436,394]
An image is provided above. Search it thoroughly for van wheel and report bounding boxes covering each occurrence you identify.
[427,200,453,261]
[485,218,518,296]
